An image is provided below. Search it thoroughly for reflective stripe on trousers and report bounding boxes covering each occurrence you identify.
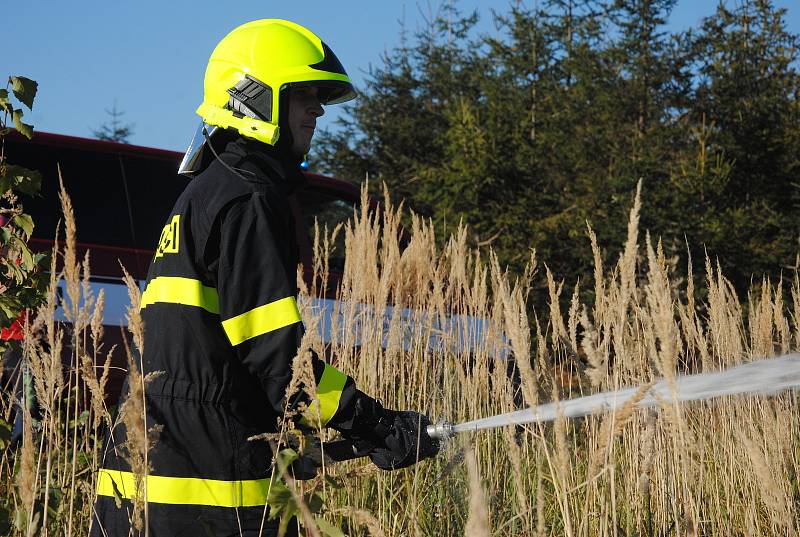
[96,469,273,508]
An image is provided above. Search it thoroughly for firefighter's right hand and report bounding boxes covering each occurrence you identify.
[367,410,440,471]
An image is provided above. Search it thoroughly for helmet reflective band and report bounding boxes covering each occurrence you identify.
[196,19,356,146]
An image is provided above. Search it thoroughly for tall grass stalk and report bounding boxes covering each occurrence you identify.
[1,180,798,535]
[302,183,799,535]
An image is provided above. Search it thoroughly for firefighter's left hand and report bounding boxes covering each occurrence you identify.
[368,411,439,471]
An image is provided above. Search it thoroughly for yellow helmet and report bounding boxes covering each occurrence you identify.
[196,19,356,146]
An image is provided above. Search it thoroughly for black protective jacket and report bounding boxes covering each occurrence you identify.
[91,138,363,536]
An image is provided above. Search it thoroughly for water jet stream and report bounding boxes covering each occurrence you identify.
[427,353,800,440]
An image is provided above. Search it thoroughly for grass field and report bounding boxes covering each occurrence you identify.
[2,181,799,536]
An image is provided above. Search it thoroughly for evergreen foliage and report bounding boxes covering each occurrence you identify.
[315,0,800,296]
[91,101,135,144]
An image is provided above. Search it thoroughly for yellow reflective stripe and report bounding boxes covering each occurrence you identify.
[300,363,348,428]
[221,296,301,346]
[96,469,271,508]
[140,277,219,314]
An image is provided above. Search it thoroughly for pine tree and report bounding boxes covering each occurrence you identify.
[314,5,480,215]
[91,101,135,143]
[690,0,800,289]
[314,0,799,297]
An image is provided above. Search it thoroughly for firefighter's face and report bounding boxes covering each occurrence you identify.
[287,86,324,157]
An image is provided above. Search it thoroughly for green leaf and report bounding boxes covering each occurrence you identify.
[10,76,38,110]
[12,109,33,139]
[3,165,42,195]
[76,451,91,470]
[13,508,25,532]
[14,508,40,534]
[0,226,10,245]
[0,89,8,105]
[314,516,346,537]
[275,448,300,476]
[266,478,294,520]
[0,418,11,449]
[12,214,34,236]
[18,241,34,272]
[16,172,43,196]
[0,302,15,326]
[7,261,24,285]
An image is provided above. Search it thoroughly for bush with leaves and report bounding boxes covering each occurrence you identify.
[0,75,48,350]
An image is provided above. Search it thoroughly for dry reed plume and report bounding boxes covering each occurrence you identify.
[299,182,800,536]
[1,178,798,536]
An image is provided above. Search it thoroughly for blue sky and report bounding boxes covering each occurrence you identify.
[10,1,800,153]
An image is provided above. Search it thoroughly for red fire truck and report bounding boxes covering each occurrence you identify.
[4,131,367,398]
[4,131,508,404]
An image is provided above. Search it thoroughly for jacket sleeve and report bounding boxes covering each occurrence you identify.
[214,192,357,428]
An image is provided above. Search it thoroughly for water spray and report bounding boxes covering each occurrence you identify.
[427,353,800,442]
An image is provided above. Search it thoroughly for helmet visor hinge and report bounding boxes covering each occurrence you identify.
[227,75,273,122]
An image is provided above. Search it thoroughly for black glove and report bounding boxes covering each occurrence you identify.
[368,410,439,470]
[334,391,440,471]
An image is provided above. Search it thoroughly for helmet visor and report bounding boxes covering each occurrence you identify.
[314,80,357,104]
[283,80,356,106]
[178,122,219,176]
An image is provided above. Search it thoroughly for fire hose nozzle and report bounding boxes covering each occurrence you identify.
[426,421,456,441]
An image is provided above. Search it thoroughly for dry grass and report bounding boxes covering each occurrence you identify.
[1,180,799,536]
[464,447,490,536]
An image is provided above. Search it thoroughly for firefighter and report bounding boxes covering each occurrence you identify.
[90,19,438,536]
